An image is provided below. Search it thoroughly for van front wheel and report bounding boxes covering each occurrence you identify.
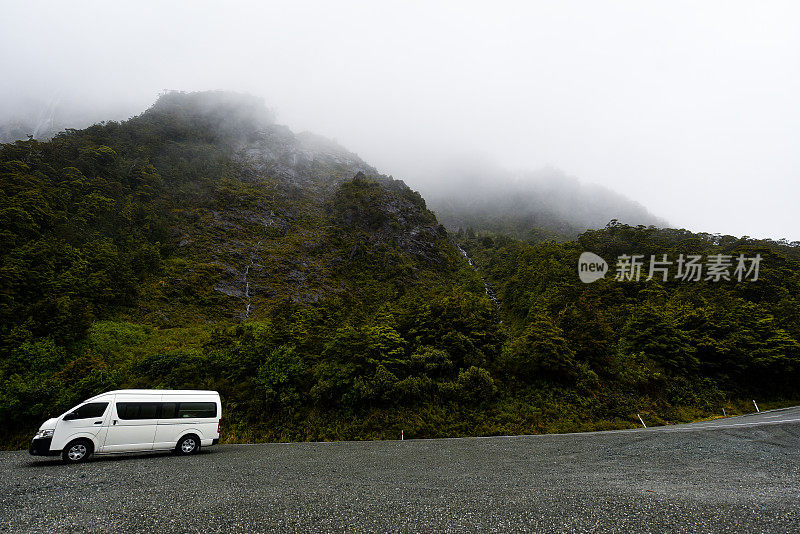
[176,434,200,455]
[62,439,93,464]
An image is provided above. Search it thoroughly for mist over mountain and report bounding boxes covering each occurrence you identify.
[416,157,667,241]
[0,93,144,144]
[0,95,667,243]
[2,2,799,243]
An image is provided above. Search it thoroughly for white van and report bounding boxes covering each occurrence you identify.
[29,389,221,463]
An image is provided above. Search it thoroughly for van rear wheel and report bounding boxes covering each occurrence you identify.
[176,434,200,455]
[62,439,93,464]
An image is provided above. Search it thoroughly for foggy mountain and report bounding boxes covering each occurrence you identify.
[2,2,798,242]
[0,95,667,242]
[0,90,469,327]
[417,158,667,241]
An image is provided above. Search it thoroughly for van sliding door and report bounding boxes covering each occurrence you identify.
[103,397,159,452]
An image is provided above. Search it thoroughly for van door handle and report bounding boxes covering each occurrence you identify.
[94,421,102,425]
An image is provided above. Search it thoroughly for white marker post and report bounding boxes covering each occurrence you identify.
[753,400,760,413]
[723,408,727,417]
[401,430,404,440]
[637,414,647,428]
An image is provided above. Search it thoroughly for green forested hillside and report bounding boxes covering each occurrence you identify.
[462,224,800,399]
[1,92,798,448]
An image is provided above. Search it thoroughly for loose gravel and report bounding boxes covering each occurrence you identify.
[2,408,799,532]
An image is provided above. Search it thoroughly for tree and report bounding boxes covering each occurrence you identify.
[620,304,698,374]
[502,311,577,383]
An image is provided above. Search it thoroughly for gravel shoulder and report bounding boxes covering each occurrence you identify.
[2,408,799,533]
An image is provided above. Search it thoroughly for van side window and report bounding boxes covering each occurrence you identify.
[160,402,177,419]
[140,403,158,419]
[70,402,108,419]
[116,402,160,420]
[177,402,217,418]
[116,401,217,419]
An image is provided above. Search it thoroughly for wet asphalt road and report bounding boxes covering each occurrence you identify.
[2,408,799,533]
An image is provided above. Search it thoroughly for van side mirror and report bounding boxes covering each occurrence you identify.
[63,412,77,421]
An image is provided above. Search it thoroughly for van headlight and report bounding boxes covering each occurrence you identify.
[36,429,54,439]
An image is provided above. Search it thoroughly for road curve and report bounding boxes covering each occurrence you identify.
[2,408,799,533]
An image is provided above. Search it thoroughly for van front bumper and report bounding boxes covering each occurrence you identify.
[29,437,59,456]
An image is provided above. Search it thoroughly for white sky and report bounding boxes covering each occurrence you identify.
[2,1,798,240]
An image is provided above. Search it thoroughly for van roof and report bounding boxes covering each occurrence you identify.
[92,389,220,397]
